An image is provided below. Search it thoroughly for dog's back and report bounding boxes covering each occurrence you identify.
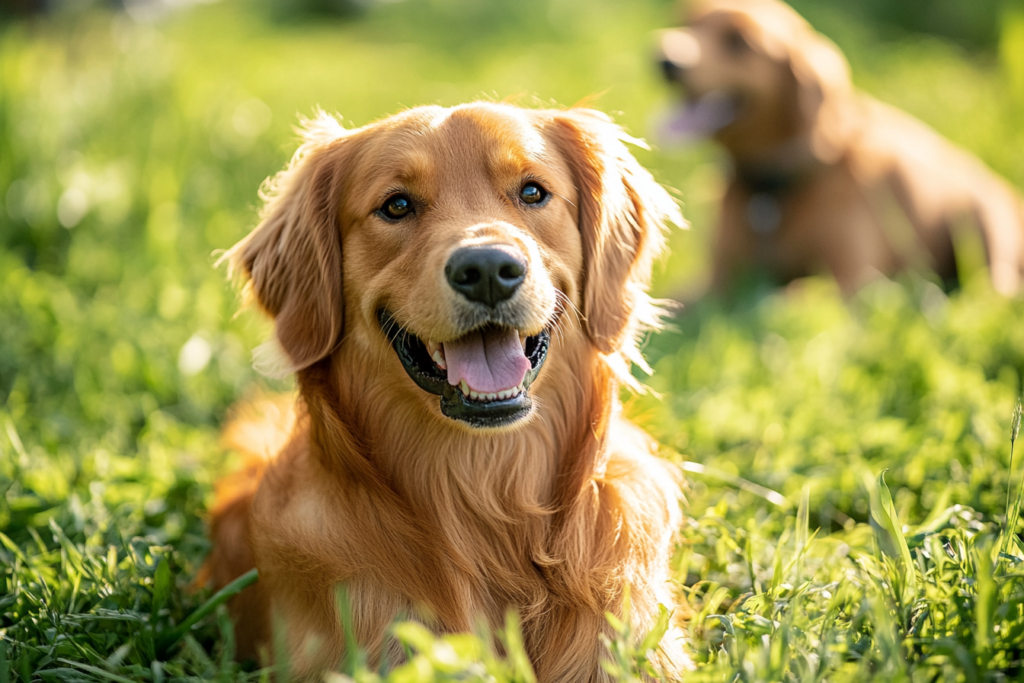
[850,97,1024,292]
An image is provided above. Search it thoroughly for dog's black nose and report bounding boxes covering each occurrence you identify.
[660,58,684,83]
[445,245,527,307]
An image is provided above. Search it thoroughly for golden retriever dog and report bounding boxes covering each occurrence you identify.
[202,102,690,680]
[658,0,1024,295]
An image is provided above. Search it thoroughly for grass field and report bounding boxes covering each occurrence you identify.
[4,0,1024,680]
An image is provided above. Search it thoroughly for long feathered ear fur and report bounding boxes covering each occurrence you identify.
[786,29,855,163]
[222,112,353,375]
[546,109,684,378]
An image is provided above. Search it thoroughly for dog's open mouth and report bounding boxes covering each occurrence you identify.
[661,90,740,141]
[378,310,550,428]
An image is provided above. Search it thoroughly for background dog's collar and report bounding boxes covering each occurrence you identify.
[735,164,808,196]
[732,137,828,236]
[732,136,826,197]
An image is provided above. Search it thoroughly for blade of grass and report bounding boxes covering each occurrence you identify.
[337,584,365,675]
[54,659,137,683]
[975,543,996,661]
[999,399,1023,564]
[152,558,171,618]
[681,461,788,508]
[869,470,917,594]
[796,484,810,582]
[502,611,537,683]
[638,603,671,654]
[155,568,258,657]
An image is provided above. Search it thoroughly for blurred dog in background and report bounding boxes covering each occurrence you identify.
[658,0,1024,296]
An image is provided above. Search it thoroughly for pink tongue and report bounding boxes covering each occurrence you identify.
[444,328,531,394]
[658,92,736,142]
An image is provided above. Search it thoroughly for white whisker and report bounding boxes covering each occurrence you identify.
[553,192,577,210]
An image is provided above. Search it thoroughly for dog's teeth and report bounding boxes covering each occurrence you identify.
[426,340,448,369]
[460,383,522,402]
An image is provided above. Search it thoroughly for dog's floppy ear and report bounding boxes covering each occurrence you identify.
[224,113,353,374]
[547,109,683,358]
[786,30,855,162]
[729,2,855,162]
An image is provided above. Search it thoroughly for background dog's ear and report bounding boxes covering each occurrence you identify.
[224,113,353,374]
[786,31,855,162]
[729,2,855,162]
[547,109,683,358]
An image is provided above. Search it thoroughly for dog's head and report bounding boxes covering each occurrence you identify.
[657,0,853,160]
[226,103,680,430]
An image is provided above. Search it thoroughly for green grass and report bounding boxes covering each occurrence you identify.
[4,0,1024,680]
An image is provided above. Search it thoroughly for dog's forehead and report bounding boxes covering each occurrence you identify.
[360,104,554,185]
[691,0,806,53]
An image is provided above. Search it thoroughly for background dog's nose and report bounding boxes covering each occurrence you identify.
[445,245,527,307]
[659,29,700,83]
[660,57,684,83]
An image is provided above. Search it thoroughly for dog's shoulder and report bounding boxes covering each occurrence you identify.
[600,417,685,526]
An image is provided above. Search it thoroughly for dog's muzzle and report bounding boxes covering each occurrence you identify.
[378,310,550,429]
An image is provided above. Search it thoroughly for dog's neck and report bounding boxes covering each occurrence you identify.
[729,135,826,196]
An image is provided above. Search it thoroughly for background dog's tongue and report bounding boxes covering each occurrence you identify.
[444,328,530,393]
[657,91,736,143]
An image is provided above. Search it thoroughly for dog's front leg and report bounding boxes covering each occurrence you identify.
[261,566,413,678]
[257,563,345,678]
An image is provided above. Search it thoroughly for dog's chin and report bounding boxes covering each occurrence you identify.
[377,310,550,430]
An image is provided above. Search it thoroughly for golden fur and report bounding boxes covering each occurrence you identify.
[204,102,690,680]
[659,0,1024,295]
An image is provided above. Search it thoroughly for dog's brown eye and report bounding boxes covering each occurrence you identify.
[520,182,547,205]
[381,195,413,220]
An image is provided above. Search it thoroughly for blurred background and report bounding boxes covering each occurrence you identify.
[3,0,1024,677]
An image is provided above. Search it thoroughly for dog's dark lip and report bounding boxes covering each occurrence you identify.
[377,309,550,429]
